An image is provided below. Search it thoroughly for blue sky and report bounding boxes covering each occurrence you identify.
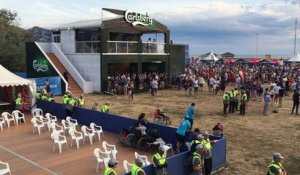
[1,0,300,56]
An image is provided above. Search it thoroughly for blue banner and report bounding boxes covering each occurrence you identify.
[32,76,62,95]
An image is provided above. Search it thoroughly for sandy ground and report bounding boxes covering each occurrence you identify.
[55,87,300,175]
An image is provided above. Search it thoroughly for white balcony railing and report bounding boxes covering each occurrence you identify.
[75,41,100,53]
[142,42,165,54]
[107,41,166,54]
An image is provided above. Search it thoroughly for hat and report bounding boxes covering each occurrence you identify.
[273,152,284,159]
[202,131,209,136]
[135,158,143,164]
[195,144,203,151]
[108,159,118,166]
[196,134,204,140]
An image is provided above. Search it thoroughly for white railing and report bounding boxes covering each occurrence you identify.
[142,42,165,53]
[51,43,93,93]
[107,41,138,53]
[35,42,69,92]
[75,41,100,53]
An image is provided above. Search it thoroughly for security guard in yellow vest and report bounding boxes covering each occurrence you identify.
[223,91,230,115]
[234,88,239,111]
[201,131,218,175]
[15,93,23,111]
[63,93,70,105]
[190,134,204,153]
[42,87,48,96]
[101,101,110,113]
[131,158,146,175]
[92,102,99,111]
[152,146,168,175]
[41,93,48,101]
[186,144,204,175]
[104,159,118,175]
[69,96,77,107]
[239,90,247,115]
[267,153,287,175]
[35,91,42,100]
[78,95,85,108]
[48,94,55,102]
[229,89,236,113]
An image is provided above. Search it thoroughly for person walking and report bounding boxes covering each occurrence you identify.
[291,91,299,115]
[239,90,247,115]
[267,153,287,175]
[222,91,230,116]
[104,159,118,175]
[186,103,196,128]
[131,158,146,175]
[152,146,168,175]
[263,88,271,116]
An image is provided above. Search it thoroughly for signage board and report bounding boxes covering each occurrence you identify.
[125,10,153,27]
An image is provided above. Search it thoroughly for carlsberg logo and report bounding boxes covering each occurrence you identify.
[125,10,153,27]
[33,60,49,72]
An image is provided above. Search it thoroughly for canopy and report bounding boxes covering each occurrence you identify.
[202,52,219,61]
[287,51,300,62]
[0,64,36,109]
[0,65,34,87]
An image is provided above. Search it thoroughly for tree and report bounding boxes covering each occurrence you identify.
[0,9,27,72]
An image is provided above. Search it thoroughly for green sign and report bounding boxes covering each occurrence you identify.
[26,42,58,78]
[125,10,153,27]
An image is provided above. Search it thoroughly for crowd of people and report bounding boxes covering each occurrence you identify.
[107,72,167,98]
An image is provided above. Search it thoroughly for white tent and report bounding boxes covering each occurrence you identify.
[0,64,36,110]
[202,52,219,61]
[287,50,300,62]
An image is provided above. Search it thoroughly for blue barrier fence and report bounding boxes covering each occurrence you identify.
[36,100,226,175]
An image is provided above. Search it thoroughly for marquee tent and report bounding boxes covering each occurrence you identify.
[287,51,300,62]
[0,64,36,111]
[202,52,219,61]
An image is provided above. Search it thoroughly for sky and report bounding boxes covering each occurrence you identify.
[1,0,300,56]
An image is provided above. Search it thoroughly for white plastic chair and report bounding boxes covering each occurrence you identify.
[45,113,57,123]
[69,128,84,149]
[1,112,15,128]
[0,117,6,131]
[102,141,118,160]
[12,110,26,126]
[81,126,95,145]
[50,122,64,135]
[123,160,133,173]
[66,116,78,129]
[61,119,73,134]
[51,132,68,154]
[31,117,45,135]
[134,152,150,166]
[185,142,192,151]
[0,161,11,175]
[152,138,174,156]
[32,108,43,118]
[94,148,110,173]
[90,123,104,142]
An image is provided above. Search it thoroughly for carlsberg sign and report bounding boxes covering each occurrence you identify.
[125,10,153,27]
[33,60,49,72]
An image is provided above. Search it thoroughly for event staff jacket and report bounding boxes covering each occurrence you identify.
[63,96,69,105]
[189,152,203,173]
[201,139,212,159]
[101,105,110,113]
[223,94,229,104]
[104,167,117,175]
[78,99,85,107]
[48,98,55,102]
[241,94,247,104]
[41,95,48,101]
[69,99,77,107]
[267,161,286,175]
[15,97,22,105]
[131,164,145,175]
[190,140,201,153]
[35,93,41,99]
[229,91,237,101]
[152,153,167,169]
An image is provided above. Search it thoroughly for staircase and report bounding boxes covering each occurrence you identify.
[47,53,83,95]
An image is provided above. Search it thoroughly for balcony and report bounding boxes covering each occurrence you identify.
[107,41,166,54]
[76,41,100,53]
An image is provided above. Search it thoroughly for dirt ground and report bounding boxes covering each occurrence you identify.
[55,86,300,175]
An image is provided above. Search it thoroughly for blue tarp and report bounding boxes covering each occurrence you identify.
[36,100,226,175]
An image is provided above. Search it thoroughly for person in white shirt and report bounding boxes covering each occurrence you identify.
[199,76,205,91]
[273,84,281,104]
[194,79,199,96]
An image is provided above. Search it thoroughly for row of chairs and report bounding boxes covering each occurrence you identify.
[0,110,26,130]
[93,141,118,173]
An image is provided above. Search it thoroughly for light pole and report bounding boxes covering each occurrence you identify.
[256,32,259,59]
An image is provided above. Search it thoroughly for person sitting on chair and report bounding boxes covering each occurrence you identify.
[135,113,148,139]
[154,108,171,125]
